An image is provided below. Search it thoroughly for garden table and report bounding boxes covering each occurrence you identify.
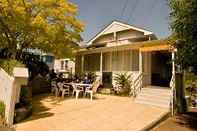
[64,83,92,99]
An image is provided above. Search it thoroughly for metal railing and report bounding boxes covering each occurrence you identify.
[170,73,176,116]
[130,72,143,98]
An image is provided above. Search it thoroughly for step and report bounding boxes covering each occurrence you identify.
[145,86,170,89]
[142,88,171,93]
[136,94,171,101]
[140,90,171,96]
[140,89,170,95]
[136,100,170,108]
[134,86,171,108]
[135,96,170,105]
[139,91,171,98]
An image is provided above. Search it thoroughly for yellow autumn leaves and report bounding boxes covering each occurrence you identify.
[0,0,84,58]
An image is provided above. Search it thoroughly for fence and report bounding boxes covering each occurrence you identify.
[0,67,28,125]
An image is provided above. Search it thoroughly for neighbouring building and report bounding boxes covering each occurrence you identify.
[54,58,75,77]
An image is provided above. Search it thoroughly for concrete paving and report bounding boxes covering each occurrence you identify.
[15,94,168,131]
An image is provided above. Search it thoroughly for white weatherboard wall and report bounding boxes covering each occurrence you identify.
[0,68,14,125]
[54,59,75,74]
[0,67,28,125]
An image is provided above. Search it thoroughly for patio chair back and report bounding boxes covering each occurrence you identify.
[71,83,77,90]
[92,78,101,93]
[57,82,64,89]
[51,81,57,87]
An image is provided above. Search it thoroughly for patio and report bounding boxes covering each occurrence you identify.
[15,94,169,131]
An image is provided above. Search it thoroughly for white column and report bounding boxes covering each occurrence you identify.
[100,52,103,83]
[113,32,117,41]
[172,51,175,75]
[81,55,84,73]
[171,50,175,116]
[139,51,143,73]
[149,36,151,41]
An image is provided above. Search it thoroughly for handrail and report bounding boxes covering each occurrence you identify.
[130,72,143,97]
[170,73,175,88]
[170,73,176,116]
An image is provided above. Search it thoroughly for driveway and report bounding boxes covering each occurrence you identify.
[15,94,168,131]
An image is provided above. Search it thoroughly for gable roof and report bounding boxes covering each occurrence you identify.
[87,20,154,45]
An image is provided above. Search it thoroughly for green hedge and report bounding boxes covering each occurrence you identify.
[0,59,24,75]
[0,101,5,117]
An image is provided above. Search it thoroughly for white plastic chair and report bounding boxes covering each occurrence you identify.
[51,81,59,97]
[62,84,70,98]
[57,82,70,98]
[84,79,101,101]
[72,83,84,100]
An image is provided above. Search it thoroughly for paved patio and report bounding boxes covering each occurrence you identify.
[15,94,168,131]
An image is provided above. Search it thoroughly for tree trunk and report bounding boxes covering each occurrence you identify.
[175,72,187,113]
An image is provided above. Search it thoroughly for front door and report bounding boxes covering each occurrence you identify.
[102,72,112,88]
[151,51,172,87]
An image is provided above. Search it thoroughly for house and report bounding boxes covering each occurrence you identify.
[24,48,55,70]
[41,53,55,70]
[25,49,75,76]
[54,58,75,76]
[75,21,176,110]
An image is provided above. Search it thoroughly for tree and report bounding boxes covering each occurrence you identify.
[169,0,197,69]
[0,0,84,59]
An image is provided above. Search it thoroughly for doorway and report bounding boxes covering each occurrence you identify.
[151,51,172,87]
[102,72,112,88]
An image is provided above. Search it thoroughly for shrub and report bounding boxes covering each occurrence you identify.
[20,86,31,106]
[0,59,24,75]
[114,73,132,96]
[0,101,5,118]
[185,73,197,87]
[87,72,96,83]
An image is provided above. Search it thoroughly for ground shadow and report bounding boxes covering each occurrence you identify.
[175,108,197,130]
[19,93,107,123]
[20,93,66,123]
[0,126,15,131]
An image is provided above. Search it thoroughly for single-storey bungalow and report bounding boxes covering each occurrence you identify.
[75,21,176,112]
[76,21,175,87]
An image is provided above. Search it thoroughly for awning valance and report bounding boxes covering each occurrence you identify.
[140,44,171,52]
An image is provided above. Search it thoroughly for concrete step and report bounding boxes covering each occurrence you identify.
[136,94,171,102]
[136,97,169,104]
[136,100,170,108]
[140,90,171,97]
[135,86,171,108]
[142,87,171,93]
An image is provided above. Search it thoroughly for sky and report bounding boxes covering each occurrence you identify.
[70,0,171,42]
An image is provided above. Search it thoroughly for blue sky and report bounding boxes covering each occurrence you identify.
[70,0,171,42]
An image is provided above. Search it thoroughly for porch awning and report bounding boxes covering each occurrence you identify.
[139,44,171,52]
[77,39,175,55]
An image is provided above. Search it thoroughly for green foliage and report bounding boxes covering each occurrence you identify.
[0,0,84,58]
[114,73,132,95]
[20,86,29,103]
[185,72,197,87]
[0,59,24,75]
[169,0,197,68]
[86,72,96,83]
[185,72,197,95]
[0,101,5,117]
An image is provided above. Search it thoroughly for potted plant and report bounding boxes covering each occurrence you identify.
[114,73,132,96]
